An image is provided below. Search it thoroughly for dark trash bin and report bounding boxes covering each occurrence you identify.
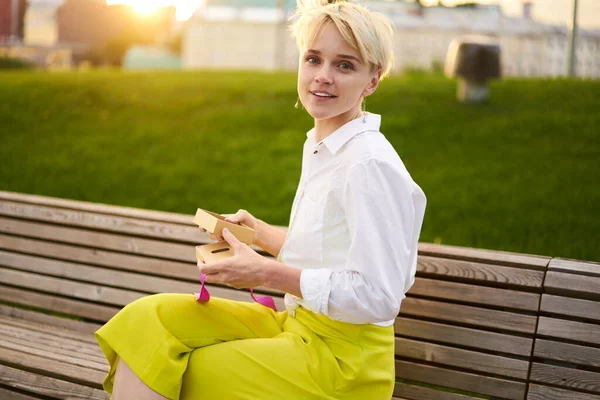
[445,36,502,103]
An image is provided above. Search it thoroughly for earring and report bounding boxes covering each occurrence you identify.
[362,98,367,122]
[295,97,303,110]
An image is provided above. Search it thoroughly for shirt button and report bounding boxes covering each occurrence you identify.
[313,150,318,154]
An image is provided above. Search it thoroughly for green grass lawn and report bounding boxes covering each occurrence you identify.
[1,70,598,261]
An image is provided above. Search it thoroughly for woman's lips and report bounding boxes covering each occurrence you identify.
[310,91,337,101]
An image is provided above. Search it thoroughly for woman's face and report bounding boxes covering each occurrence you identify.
[297,22,379,123]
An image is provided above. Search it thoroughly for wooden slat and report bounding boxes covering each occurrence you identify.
[0,347,105,388]
[393,381,479,400]
[417,242,550,269]
[0,387,43,400]
[529,363,600,393]
[528,384,600,400]
[537,317,600,346]
[544,271,600,300]
[548,258,600,277]
[0,216,197,263]
[0,252,285,309]
[0,284,120,322]
[540,294,600,323]
[0,305,102,334]
[0,190,194,226]
[408,277,540,311]
[0,364,109,400]
[395,337,529,379]
[0,232,198,280]
[394,317,532,356]
[395,359,525,400]
[0,337,108,372]
[0,314,98,344]
[0,200,202,243]
[1,324,106,364]
[534,339,600,368]
[0,267,144,306]
[417,255,544,288]
[399,297,537,334]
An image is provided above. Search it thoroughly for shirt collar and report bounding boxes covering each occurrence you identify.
[306,112,381,155]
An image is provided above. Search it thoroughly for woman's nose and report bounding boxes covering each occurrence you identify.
[315,67,333,84]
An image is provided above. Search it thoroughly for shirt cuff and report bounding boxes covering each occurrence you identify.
[299,268,332,315]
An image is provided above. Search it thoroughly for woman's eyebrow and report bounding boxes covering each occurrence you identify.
[306,49,362,64]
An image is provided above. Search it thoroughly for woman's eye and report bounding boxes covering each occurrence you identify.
[306,56,319,64]
[339,62,354,70]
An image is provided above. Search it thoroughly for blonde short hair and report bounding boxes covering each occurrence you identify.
[289,0,395,79]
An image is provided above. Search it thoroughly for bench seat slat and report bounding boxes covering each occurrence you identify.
[0,346,106,388]
[0,337,108,372]
[400,297,537,334]
[394,317,532,356]
[395,337,529,379]
[0,387,46,400]
[0,305,102,334]
[527,384,600,400]
[534,339,600,369]
[537,316,600,346]
[529,363,600,393]
[1,323,105,362]
[0,363,108,400]
[393,381,481,400]
[395,359,526,400]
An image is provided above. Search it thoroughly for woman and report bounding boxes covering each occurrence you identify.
[94,0,426,399]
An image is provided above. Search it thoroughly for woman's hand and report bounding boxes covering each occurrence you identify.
[199,209,259,243]
[197,228,271,289]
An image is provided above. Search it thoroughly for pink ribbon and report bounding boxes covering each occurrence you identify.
[194,273,277,311]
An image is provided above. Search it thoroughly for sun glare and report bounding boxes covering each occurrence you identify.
[106,0,203,20]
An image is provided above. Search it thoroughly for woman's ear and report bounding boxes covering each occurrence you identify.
[363,67,382,97]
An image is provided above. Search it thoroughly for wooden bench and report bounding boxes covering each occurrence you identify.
[0,190,598,400]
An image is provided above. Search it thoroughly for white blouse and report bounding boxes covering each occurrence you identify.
[278,113,427,327]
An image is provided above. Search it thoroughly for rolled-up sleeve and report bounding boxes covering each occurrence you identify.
[299,158,418,324]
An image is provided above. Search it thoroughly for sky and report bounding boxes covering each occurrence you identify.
[31,0,600,28]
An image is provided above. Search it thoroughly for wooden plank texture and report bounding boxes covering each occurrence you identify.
[0,200,202,243]
[407,277,540,311]
[0,347,106,388]
[528,384,600,400]
[0,387,43,400]
[399,297,537,334]
[0,305,102,334]
[393,381,480,400]
[395,359,525,400]
[537,317,600,346]
[529,363,600,393]
[394,317,532,356]
[395,337,529,379]
[0,216,197,263]
[417,256,544,288]
[540,294,600,323]
[544,271,600,300]
[417,242,550,269]
[548,258,600,277]
[534,339,600,368]
[0,364,109,400]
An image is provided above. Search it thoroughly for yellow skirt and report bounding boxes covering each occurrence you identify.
[94,294,395,400]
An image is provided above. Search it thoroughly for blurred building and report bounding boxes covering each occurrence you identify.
[183,0,600,79]
[0,0,28,43]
